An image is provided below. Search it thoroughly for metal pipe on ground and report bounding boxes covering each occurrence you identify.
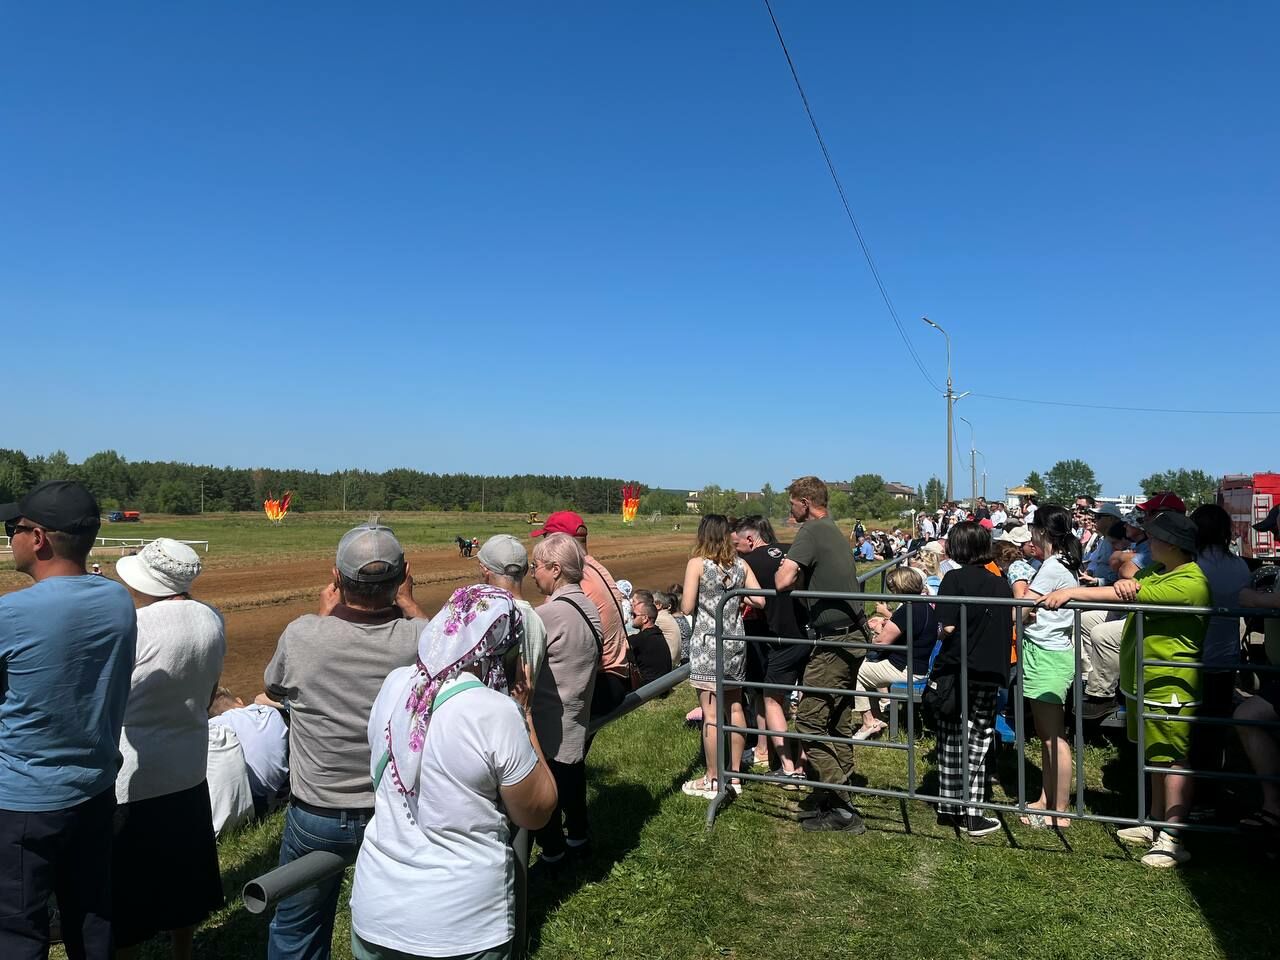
[241,850,348,916]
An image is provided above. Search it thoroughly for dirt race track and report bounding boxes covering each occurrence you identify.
[1,533,693,700]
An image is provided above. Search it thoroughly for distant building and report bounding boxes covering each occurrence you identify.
[685,491,700,514]
[884,482,916,501]
[826,481,853,494]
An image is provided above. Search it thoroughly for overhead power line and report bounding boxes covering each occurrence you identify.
[969,393,1280,416]
[762,0,941,393]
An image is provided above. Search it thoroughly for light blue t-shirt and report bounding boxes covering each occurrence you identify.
[0,575,137,811]
[858,541,875,561]
[1132,540,1154,573]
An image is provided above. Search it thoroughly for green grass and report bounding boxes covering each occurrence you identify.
[98,689,1278,960]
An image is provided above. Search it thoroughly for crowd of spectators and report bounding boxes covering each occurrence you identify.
[3,475,1280,959]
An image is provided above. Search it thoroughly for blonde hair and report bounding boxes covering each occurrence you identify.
[532,532,585,584]
[885,566,924,596]
[910,550,940,578]
[692,514,737,568]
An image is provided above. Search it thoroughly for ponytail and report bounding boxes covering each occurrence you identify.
[1029,503,1082,573]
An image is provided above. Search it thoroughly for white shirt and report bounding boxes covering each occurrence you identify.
[990,509,1007,527]
[206,722,254,838]
[351,676,539,957]
[209,704,289,798]
[1023,505,1038,525]
[117,599,226,803]
[1024,555,1079,651]
[515,598,547,686]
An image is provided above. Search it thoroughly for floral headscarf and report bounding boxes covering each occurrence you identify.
[382,584,523,810]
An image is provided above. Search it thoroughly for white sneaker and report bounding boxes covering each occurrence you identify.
[1116,824,1155,846]
[1141,831,1190,868]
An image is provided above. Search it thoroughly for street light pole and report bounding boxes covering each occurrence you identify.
[960,416,977,507]
[922,317,953,500]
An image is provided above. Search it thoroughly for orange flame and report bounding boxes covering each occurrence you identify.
[621,484,640,523]
[264,491,292,524]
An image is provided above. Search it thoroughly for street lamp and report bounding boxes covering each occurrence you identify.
[959,416,977,507]
[923,316,968,502]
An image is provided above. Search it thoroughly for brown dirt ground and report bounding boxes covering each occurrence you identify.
[2,534,694,701]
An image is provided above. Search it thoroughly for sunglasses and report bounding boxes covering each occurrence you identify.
[4,521,38,538]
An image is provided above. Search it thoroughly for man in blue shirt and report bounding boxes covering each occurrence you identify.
[0,481,136,960]
[857,537,876,562]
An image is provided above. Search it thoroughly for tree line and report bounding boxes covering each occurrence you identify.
[1021,460,1222,510]
[0,449,640,516]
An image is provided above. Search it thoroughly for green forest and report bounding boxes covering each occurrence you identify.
[0,449,643,516]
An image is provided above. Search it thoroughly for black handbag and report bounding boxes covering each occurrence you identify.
[921,671,961,728]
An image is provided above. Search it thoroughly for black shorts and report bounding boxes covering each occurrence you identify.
[744,634,768,685]
[112,780,224,947]
[764,641,811,687]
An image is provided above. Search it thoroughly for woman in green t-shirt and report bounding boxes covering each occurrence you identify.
[1039,511,1209,868]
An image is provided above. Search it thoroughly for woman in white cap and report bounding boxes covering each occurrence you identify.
[113,538,226,958]
[351,585,556,960]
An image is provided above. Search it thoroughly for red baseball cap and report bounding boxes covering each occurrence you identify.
[530,510,588,538]
[979,518,993,530]
[1136,492,1186,515]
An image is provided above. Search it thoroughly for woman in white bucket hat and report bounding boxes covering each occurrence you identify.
[113,539,227,955]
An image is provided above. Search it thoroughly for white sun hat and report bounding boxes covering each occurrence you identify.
[117,538,202,597]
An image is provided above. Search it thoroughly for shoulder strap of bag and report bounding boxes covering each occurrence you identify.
[556,595,604,657]
[373,677,486,789]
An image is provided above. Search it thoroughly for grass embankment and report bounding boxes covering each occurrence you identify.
[91,688,1278,960]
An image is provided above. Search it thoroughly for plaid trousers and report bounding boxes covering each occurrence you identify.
[936,682,1000,817]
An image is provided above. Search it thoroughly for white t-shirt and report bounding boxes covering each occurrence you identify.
[209,704,289,799]
[351,675,539,957]
[990,510,1007,527]
[206,722,254,838]
[1024,555,1079,651]
[117,599,226,803]
[1023,505,1038,525]
[515,598,547,687]
[1195,548,1249,667]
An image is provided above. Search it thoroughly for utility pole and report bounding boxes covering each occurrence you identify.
[481,477,485,512]
[923,317,968,501]
[342,473,348,512]
[199,477,205,514]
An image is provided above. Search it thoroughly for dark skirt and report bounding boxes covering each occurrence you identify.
[112,779,224,948]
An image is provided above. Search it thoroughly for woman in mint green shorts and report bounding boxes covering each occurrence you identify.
[1018,505,1082,829]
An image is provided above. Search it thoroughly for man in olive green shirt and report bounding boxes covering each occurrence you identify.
[776,476,867,834]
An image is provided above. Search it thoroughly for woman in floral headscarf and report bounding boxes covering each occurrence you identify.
[350,585,557,960]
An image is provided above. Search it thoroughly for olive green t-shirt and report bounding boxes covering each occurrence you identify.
[786,514,862,631]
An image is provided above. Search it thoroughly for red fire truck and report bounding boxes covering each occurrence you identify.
[1219,473,1280,562]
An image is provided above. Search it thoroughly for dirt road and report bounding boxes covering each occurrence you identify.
[0,533,693,700]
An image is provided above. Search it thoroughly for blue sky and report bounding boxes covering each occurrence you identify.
[3,3,1276,498]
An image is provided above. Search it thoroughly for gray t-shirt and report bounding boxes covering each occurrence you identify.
[785,514,862,632]
[1195,547,1249,667]
[264,608,420,809]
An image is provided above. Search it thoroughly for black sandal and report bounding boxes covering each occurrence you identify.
[1240,809,1280,831]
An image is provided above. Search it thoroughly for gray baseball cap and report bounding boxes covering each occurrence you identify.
[336,524,405,583]
[1092,504,1126,520]
[477,534,528,579]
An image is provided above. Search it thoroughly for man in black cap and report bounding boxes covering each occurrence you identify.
[0,481,137,959]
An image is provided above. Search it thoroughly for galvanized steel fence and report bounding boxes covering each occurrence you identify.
[706,573,1280,836]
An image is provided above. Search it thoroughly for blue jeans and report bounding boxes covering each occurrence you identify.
[268,804,370,960]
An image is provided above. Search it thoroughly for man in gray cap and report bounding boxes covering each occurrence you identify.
[477,534,547,689]
[263,524,425,960]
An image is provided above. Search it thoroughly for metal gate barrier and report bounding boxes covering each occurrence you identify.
[706,579,1280,837]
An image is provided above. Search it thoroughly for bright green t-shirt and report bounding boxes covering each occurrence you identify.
[1119,562,1210,707]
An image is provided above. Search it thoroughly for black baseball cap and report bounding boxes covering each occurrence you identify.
[0,480,102,533]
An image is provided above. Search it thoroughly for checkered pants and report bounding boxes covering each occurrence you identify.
[935,682,999,817]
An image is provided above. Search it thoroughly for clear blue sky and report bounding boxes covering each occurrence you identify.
[3,2,1276,498]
